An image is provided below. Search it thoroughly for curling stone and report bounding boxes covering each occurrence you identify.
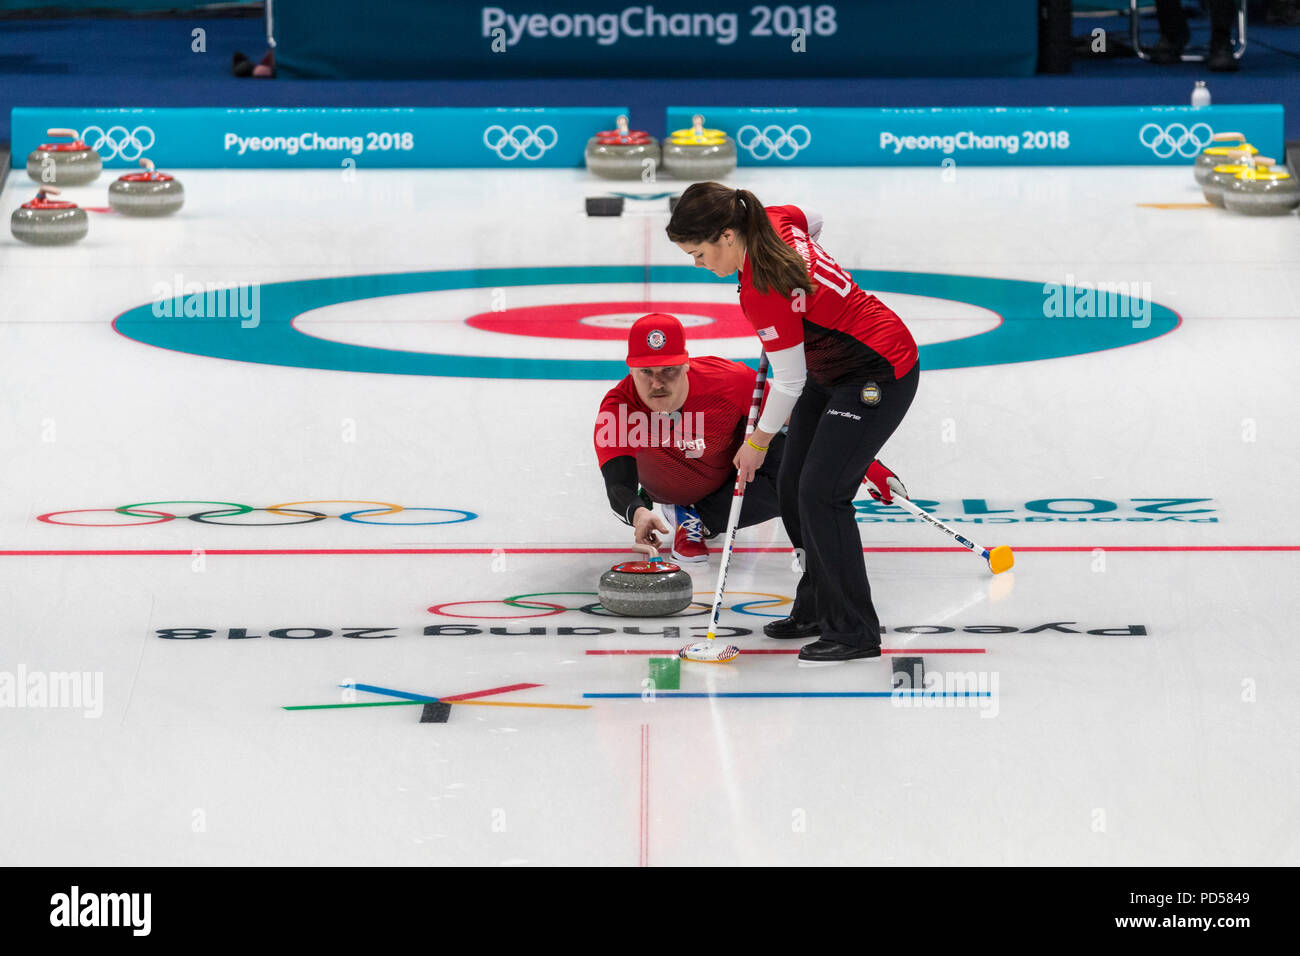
[108,158,185,216]
[1194,132,1257,186]
[585,115,662,180]
[661,114,736,181]
[26,128,101,186]
[598,548,695,617]
[1202,152,1265,207]
[1222,164,1300,216]
[10,187,88,245]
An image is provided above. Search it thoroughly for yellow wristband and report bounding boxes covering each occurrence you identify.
[746,437,769,453]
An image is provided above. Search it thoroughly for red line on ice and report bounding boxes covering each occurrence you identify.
[4,546,1297,557]
[439,682,540,702]
[586,648,986,655]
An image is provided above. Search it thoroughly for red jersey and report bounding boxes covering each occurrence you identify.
[594,355,760,506]
[740,205,918,385]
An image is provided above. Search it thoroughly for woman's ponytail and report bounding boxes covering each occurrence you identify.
[734,188,814,298]
[667,182,814,298]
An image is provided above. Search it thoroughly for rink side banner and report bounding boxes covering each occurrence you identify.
[272,0,1039,79]
[12,105,1284,169]
[10,107,626,169]
[666,105,1286,166]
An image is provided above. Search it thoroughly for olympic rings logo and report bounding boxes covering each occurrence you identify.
[482,124,558,161]
[736,124,812,161]
[38,500,478,527]
[1138,122,1213,159]
[428,591,793,619]
[80,125,156,161]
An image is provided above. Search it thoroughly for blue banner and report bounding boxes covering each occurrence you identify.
[11,107,625,169]
[13,105,1285,170]
[0,0,218,8]
[274,0,1039,80]
[666,105,1286,166]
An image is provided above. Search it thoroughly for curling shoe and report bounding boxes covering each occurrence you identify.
[797,640,882,665]
[763,617,821,639]
[670,505,709,563]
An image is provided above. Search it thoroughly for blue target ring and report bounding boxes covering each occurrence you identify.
[112,265,1179,379]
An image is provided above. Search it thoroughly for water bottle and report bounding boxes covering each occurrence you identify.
[1192,81,1211,109]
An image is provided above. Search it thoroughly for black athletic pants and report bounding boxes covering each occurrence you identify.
[779,363,919,648]
[693,431,785,536]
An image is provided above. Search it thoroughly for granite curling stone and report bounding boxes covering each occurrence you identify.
[598,557,694,617]
[1194,132,1257,186]
[108,158,185,216]
[1202,152,1264,208]
[585,114,662,180]
[27,128,101,186]
[1222,163,1300,216]
[661,114,736,181]
[11,188,88,245]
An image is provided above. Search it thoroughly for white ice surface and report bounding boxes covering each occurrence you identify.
[1,164,1297,865]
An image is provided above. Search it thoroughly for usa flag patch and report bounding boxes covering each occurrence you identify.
[757,326,778,342]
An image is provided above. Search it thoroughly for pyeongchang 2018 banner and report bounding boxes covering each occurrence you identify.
[666,105,1286,166]
[11,107,625,169]
[272,0,1039,79]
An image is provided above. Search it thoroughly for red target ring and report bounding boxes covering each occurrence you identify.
[464,301,751,341]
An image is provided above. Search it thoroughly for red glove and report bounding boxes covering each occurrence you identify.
[865,459,908,504]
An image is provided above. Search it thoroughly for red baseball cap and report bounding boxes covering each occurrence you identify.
[626,313,689,367]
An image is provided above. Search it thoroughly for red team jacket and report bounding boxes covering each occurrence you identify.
[742,205,918,385]
[594,356,762,506]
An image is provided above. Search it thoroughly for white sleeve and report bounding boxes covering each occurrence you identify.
[804,209,823,242]
[756,342,807,435]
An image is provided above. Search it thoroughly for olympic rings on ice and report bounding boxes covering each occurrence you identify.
[427,590,792,619]
[37,500,478,527]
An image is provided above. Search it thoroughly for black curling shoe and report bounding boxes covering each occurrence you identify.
[763,617,821,639]
[797,640,882,665]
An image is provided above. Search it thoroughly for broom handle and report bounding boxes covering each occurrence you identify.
[704,352,770,641]
[891,494,991,560]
